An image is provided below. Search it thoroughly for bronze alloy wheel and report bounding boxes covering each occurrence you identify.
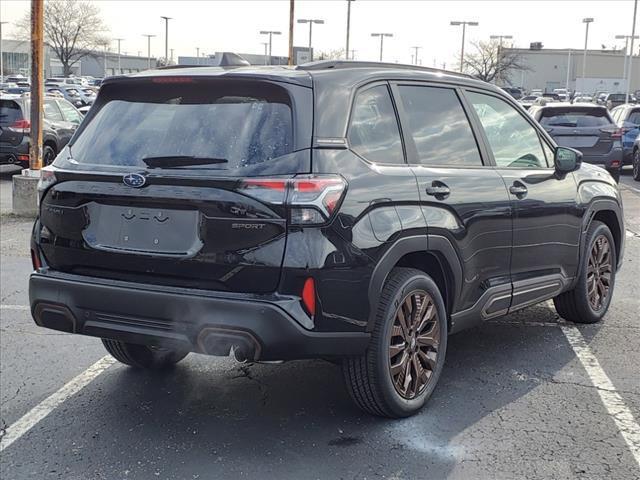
[587,235,612,311]
[389,290,440,399]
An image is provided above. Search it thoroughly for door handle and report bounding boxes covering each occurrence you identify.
[509,183,528,196]
[425,183,450,197]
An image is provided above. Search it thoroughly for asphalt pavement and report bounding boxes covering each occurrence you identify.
[0,166,639,480]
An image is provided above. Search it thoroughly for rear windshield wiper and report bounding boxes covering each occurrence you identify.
[142,156,229,169]
[547,122,578,127]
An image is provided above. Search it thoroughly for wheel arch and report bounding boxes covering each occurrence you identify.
[578,200,624,281]
[367,235,462,331]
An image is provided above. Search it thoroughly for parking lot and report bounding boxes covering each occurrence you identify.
[0,165,639,479]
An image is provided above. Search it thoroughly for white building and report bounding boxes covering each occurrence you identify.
[504,47,640,94]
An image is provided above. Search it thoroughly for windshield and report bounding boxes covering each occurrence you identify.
[66,80,293,171]
[539,108,613,127]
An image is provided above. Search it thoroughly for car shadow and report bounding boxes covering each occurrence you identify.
[3,304,600,479]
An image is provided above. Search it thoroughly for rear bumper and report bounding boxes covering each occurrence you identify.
[29,271,370,361]
[581,147,623,170]
[0,141,29,165]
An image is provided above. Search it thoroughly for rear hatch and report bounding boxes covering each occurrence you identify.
[0,98,28,147]
[38,74,313,293]
[539,106,619,155]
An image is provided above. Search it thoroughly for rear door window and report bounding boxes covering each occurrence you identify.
[57,100,82,124]
[348,84,404,164]
[627,110,640,125]
[44,100,64,122]
[69,80,294,171]
[397,85,482,166]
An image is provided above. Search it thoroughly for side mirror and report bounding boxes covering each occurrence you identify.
[554,147,582,173]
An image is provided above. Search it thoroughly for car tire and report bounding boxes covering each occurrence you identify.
[554,221,616,324]
[43,145,56,166]
[606,168,620,183]
[342,268,447,418]
[101,339,188,369]
[633,149,640,181]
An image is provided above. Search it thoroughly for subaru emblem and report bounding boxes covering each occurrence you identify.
[123,173,146,188]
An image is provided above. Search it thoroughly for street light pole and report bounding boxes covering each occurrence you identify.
[259,30,282,65]
[626,0,638,103]
[411,46,421,65]
[489,34,512,85]
[262,42,269,65]
[161,16,171,65]
[196,47,200,65]
[0,22,8,79]
[371,33,393,62]
[114,38,123,75]
[581,18,594,91]
[565,49,572,93]
[345,0,354,60]
[297,19,325,61]
[451,20,479,72]
[143,34,155,70]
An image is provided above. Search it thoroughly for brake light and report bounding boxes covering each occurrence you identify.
[301,277,316,316]
[241,175,347,225]
[31,248,42,270]
[151,76,194,84]
[8,119,30,133]
[37,166,58,205]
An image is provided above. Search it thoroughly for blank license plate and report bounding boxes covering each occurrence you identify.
[82,203,202,256]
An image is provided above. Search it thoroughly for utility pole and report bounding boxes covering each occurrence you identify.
[298,19,325,62]
[626,0,638,103]
[371,33,393,62]
[345,0,354,60]
[582,18,594,91]
[260,30,282,65]
[30,0,44,171]
[411,46,421,65]
[0,21,8,79]
[288,0,294,65]
[143,34,155,70]
[450,20,479,72]
[161,16,171,66]
[114,38,124,75]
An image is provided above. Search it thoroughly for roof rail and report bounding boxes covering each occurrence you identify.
[295,60,475,79]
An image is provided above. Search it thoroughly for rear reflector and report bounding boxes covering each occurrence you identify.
[302,277,316,316]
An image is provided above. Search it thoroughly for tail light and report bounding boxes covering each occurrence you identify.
[8,119,30,133]
[600,127,623,139]
[31,248,42,270]
[37,166,58,205]
[241,175,347,225]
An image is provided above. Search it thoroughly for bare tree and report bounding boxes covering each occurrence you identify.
[462,40,528,84]
[316,48,346,61]
[19,0,107,76]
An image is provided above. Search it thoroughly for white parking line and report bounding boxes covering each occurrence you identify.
[0,356,115,453]
[0,305,30,311]
[621,184,640,195]
[561,325,640,468]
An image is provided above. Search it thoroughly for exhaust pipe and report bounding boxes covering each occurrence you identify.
[196,327,261,362]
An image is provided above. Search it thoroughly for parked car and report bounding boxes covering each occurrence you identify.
[518,95,539,110]
[610,103,640,167]
[530,88,543,97]
[542,92,561,102]
[45,85,85,107]
[595,92,608,105]
[572,95,593,104]
[501,86,523,99]
[78,87,97,105]
[29,61,625,418]
[5,75,28,84]
[553,88,569,102]
[605,93,627,110]
[529,103,623,181]
[3,86,30,95]
[631,136,640,180]
[0,95,83,168]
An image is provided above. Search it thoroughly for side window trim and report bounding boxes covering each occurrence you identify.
[346,81,408,166]
[389,81,490,168]
[460,87,555,169]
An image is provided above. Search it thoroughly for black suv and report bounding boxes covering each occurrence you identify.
[30,61,625,418]
[1,95,83,167]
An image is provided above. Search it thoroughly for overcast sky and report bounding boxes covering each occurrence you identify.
[1,0,637,66]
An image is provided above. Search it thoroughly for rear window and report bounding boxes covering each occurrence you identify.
[0,100,23,126]
[68,80,294,171]
[538,108,613,127]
